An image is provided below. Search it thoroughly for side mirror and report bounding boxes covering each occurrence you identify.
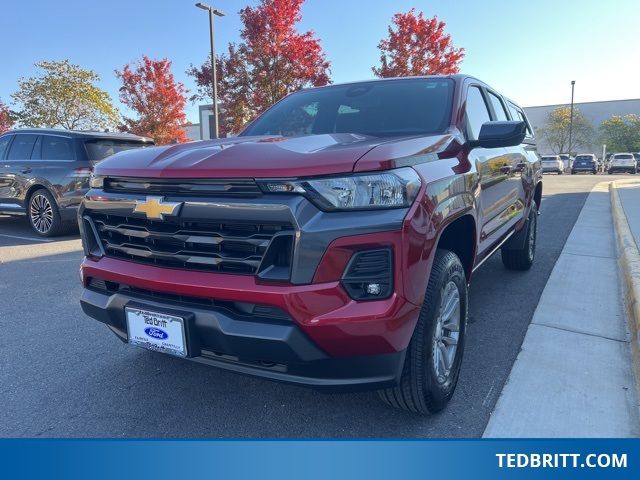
[468,121,527,149]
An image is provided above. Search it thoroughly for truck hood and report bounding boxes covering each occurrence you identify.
[94,132,457,179]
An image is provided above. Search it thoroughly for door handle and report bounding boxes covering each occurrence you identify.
[21,167,32,174]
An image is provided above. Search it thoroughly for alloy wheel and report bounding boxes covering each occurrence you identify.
[528,211,537,262]
[433,281,461,383]
[29,194,54,234]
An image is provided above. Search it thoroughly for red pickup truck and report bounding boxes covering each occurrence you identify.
[79,75,542,414]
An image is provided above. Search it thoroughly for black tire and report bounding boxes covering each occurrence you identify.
[378,249,467,415]
[558,170,563,175]
[27,188,70,237]
[501,202,537,271]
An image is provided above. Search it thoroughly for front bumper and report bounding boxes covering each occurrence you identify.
[80,258,413,391]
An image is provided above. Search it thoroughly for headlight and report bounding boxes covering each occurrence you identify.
[261,167,422,211]
[89,174,104,189]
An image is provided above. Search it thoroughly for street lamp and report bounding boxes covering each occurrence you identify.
[195,2,225,139]
[567,80,576,160]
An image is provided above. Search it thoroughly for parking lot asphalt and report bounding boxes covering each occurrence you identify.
[0,174,617,438]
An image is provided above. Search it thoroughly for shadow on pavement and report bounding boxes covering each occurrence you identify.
[0,215,79,247]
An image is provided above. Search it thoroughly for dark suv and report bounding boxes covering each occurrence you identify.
[79,76,542,414]
[571,154,598,174]
[0,129,152,236]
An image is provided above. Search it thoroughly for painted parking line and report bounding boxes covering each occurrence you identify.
[0,233,53,243]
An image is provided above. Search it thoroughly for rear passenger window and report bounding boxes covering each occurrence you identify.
[30,136,42,160]
[0,135,12,159]
[465,87,491,140]
[487,92,509,121]
[7,134,38,160]
[42,135,74,160]
[507,102,533,137]
[507,102,520,121]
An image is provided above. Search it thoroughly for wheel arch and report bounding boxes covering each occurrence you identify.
[24,183,57,208]
[435,213,477,280]
[533,181,542,211]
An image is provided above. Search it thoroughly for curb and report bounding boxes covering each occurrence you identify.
[610,181,640,377]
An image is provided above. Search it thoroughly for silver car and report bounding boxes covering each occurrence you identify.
[540,155,564,174]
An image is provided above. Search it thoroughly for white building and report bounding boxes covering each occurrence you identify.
[182,105,215,141]
[524,99,640,156]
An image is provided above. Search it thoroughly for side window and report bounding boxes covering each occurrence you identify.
[31,136,42,160]
[42,135,74,160]
[507,102,520,121]
[0,135,12,160]
[7,134,38,160]
[507,102,533,136]
[487,92,509,121]
[464,86,491,140]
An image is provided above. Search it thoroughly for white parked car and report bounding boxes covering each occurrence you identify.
[608,153,637,174]
[540,155,564,174]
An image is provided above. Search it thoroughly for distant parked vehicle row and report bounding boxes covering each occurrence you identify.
[0,129,153,236]
[541,155,564,174]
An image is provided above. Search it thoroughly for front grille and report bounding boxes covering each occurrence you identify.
[103,177,263,197]
[85,212,294,275]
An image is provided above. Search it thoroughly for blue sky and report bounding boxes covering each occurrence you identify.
[2,0,639,124]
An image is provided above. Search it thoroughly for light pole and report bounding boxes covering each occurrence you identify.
[567,80,575,161]
[196,2,225,139]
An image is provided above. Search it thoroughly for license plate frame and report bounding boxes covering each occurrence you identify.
[125,307,188,357]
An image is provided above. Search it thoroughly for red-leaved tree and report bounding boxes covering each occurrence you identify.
[188,0,331,135]
[373,9,464,78]
[0,100,13,133]
[116,56,188,144]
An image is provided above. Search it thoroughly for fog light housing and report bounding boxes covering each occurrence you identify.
[366,283,382,296]
[341,249,393,301]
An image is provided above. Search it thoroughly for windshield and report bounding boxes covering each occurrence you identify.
[614,154,633,159]
[84,139,151,161]
[541,157,558,161]
[575,156,593,161]
[241,78,454,138]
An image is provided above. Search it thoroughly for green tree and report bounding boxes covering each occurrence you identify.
[12,60,119,130]
[599,114,640,153]
[536,106,593,154]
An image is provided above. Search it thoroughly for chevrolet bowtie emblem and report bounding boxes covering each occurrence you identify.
[133,196,183,220]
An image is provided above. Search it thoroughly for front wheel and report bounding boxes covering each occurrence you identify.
[378,249,467,415]
[501,202,537,271]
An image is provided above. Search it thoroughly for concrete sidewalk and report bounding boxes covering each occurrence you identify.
[484,181,640,437]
